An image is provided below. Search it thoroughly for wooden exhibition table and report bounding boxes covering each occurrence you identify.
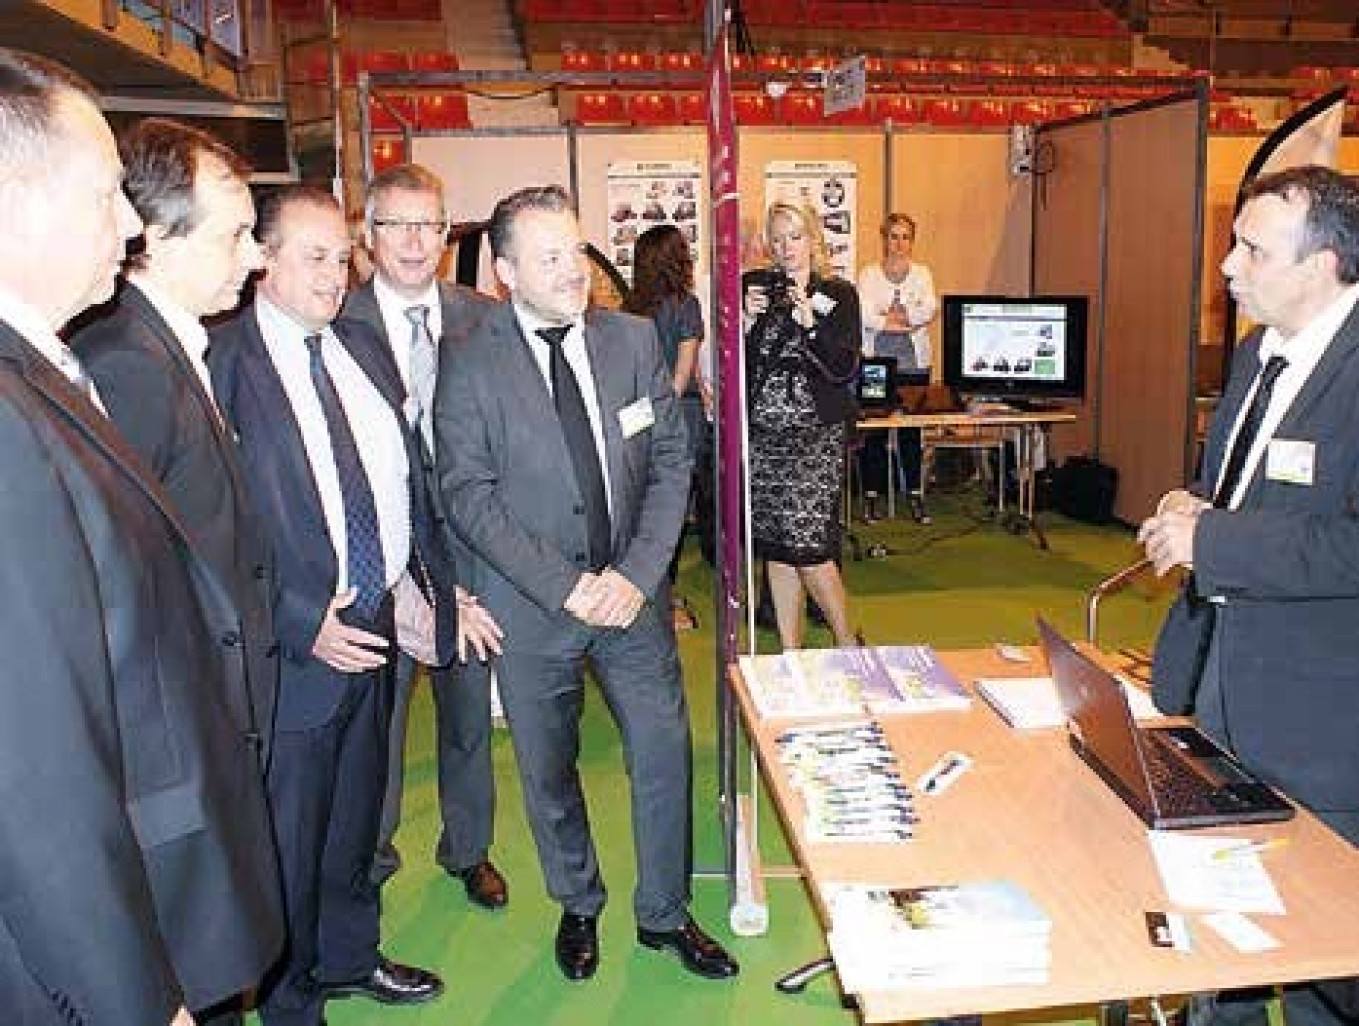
[856,407,1076,528]
[732,647,1359,1023]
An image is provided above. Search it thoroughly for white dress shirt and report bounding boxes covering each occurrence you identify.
[373,274,443,398]
[0,286,105,411]
[513,306,615,515]
[126,274,219,416]
[256,294,412,592]
[1216,284,1359,510]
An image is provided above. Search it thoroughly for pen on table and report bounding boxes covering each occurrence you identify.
[1212,838,1291,861]
[919,752,972,794]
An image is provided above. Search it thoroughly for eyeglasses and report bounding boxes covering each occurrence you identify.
[372,218,448,236]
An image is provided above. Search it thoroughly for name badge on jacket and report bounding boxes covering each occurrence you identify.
[1265,438,1315,486]
[618,396,655,439]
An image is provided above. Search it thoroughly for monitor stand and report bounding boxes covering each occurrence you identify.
[1005,397,1064,413]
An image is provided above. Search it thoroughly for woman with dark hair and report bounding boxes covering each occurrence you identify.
[743,200,862,648]
[624,223,705,628]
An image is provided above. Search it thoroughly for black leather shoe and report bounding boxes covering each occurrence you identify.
[322,956,444,1005]
[637,916,739,979]
[454,859,508,909]
[555,913,599,981]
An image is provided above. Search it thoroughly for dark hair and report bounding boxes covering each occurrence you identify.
[881,212,917,240]
[119,117,251,270]
[487,184,574,260]
[623,223,693,318]
[365,162,445,226]
[0,48,98,177]
[1242,166,1359,284]
[257,184,341,251]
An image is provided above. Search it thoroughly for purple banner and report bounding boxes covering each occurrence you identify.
[706,25,744,665]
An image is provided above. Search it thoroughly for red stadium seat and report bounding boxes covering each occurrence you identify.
[561,49,607,73]
[609,50,656,73]
[969,99,1011,127]
[409,51,459,73]
[416,92,471,130]
[781,91,823,125]
[677,91,705,124]
[733,92,777,125]
[573,91,628,124]
[628,92,679,125]
[920,97,970,127]
[367,94,415,133]
[370,137,404,175]
[872,94,920,126]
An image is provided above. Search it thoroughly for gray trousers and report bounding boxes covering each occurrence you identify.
[496,596,693,931]
[373,651,497,883]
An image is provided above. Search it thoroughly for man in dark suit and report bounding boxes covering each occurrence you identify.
[72,118,278,779]
[0,48,282,1025]
[436,185,738,983]
[211,187,463,1026]
[339,162,507,905]
[1141,165,1359,1026]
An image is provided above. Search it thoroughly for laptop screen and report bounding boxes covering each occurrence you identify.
[1037,618,1159,813]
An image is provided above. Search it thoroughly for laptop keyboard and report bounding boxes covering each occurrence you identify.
[1140,732,1221,815]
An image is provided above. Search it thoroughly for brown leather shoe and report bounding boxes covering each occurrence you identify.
[454,859,508,909]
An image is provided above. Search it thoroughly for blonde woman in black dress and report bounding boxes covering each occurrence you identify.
[742,200,861,648]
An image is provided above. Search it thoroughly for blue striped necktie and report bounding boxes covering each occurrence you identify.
[306,333,387,619]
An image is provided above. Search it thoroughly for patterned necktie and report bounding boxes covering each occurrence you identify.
[305,333,387,619]
[1213,354,1288,508]
[536,325,611,570]
[405,304,437,451]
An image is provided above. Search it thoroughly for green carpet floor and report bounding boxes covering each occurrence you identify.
[288,489,1184,1026]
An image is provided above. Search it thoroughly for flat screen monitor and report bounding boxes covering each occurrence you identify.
[941,295,1088,402]
[856,356,897,410]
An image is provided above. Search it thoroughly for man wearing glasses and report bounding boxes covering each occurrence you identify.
[339,163,508,906]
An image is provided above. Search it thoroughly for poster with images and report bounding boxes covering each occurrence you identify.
[763,160,858,280]
[605,160,703,286]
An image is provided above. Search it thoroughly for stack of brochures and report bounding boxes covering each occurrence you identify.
[976,674,1161,729]
[775,721,916,843]
[739,645,970,720]
[822,879,1052,991]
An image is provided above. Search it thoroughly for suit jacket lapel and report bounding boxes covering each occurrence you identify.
[236,309,334,553]
[1274,297,1359,438]
[0,321,207,564]
[124,285,254,505]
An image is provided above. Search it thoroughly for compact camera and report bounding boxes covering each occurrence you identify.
[751,268,799,311]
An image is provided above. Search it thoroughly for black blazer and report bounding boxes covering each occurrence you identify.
[1153,306,1359,818]
[0,321,282,1021]
[742,270,862,425]
[72,281,279,765]
[209,308,457,729]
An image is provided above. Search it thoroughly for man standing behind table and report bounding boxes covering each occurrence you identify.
[211,186,480,1026]
[0,48,281,1026]
[436,184,738,983]
[72,118,279,781]
[1139,165,1359,1026]
[339,162,507,904]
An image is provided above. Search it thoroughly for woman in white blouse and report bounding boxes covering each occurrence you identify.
[856,214,938,523]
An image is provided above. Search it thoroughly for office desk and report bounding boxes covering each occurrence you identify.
[732,648,1359,1023]
[857,409,1076,544]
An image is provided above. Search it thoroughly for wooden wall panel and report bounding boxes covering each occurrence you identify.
[1033,119,1105,462]
[1103,101,1202,523]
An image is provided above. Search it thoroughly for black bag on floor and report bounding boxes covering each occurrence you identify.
[1052,456,1117,524]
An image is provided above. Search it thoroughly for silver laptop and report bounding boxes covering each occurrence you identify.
[1037,618,1293,829]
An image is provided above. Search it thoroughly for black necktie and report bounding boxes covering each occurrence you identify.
[536,325,611,570]
[1213,355,1288,508]
[306,333,387,619]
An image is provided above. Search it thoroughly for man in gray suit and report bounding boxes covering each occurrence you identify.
[0,48,282,1025]
[339,162,507,905]
[1140,165,1359,1026]
[73,118,278,782]
[436,185,737,983]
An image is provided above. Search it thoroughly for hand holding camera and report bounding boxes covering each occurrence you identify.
[744,269,813,328]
